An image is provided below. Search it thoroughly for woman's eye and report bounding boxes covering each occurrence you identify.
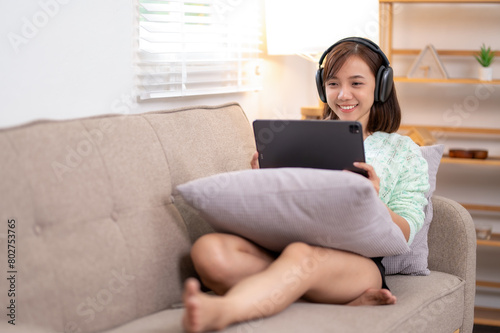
[353,82,363,86]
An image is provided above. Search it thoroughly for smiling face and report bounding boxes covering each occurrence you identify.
[324,56,376,138]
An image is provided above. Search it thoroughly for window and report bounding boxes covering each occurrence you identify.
[136,0,263,100]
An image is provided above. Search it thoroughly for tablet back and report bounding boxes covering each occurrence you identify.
[253,120,367,176]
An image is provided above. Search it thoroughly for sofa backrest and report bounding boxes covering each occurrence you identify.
[0,103,256,333]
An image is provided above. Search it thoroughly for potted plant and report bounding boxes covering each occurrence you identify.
[475,44,495,81]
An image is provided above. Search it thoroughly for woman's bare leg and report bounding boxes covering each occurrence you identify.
[183,241,395,332]
[190,233,276,295]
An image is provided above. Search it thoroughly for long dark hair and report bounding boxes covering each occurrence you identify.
[322,41,401,134]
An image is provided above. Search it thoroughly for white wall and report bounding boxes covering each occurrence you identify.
[0,1,133,126]
[0,0,318,129]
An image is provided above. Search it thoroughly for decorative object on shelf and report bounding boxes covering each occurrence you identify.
[475,222,493,240]
[404,126,436,146]
[407,44,448,79]
[475,43,495,81]
[449,149,488,159]
[449,149,474,159]
[469,149,488,159]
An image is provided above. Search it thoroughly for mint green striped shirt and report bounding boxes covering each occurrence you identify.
[365,132,429,245]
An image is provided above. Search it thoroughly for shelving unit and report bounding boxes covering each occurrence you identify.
[399,125,500,165]
[379,0,500,65]
[399,125,500,215]
[462,204,500,214]
[474,230,500,326]
[475,233,500,323]
[474,307,500,327]
[394,77,500,84]
[476,233,500,247]
[379,0,500,327]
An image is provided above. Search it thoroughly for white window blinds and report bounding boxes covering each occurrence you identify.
[136,0,263,100]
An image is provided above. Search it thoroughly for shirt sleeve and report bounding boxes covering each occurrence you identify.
[386,138,430,245]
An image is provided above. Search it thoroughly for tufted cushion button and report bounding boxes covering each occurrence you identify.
[110,211,119,221]
[33,225,42,235]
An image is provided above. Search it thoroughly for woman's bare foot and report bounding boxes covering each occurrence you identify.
[183,278,229,332]
[347,288,397,306]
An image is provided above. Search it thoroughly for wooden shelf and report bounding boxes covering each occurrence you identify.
[392,49,500,57]
[441,156,500,166]
[461,204,500,213]
[476,233,500,247]
[394,77,500,85]
[399,125,500,135]
[477,280,500,288]
[474,307,500,327]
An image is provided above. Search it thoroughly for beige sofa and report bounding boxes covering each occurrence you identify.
[0,103,476,333]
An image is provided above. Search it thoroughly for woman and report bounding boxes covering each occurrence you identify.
[182,37,429,333]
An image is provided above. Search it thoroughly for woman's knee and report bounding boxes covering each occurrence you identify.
[281,242,317,262]
[191,233,250,281]
[191,233,229,268]
[281,243,334,271]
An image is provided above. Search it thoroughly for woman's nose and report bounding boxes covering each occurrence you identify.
[338,87,352,100]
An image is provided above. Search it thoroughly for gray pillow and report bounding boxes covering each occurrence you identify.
[382,144,444,275]
[178,168,410,257]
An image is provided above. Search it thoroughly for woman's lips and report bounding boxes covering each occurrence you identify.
[337,104,358,113]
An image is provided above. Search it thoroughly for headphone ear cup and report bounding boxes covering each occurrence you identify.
[375,66,394,103]
[315,68,327,103]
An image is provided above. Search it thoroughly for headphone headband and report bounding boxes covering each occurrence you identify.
[318,37,390,68]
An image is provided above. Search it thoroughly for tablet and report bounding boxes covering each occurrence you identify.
[253,120,368,177]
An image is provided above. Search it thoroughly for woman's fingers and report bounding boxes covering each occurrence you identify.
[250,151,259,169]
[353,162,375,177]
[353,162,380,195]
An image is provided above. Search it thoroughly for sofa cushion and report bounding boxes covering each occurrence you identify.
[178,168,410,257]
[101,271,464,333]
[383,144,444,275]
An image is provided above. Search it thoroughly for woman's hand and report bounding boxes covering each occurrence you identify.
[352,162,380,195]
[353,162,410,241]
[250,151,259,169]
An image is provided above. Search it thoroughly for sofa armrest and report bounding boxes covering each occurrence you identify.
[427,195,476,333]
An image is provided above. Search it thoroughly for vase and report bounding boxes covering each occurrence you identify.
[479,66,493,81]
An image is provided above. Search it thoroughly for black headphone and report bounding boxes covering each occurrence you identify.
[315,37,393,104]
